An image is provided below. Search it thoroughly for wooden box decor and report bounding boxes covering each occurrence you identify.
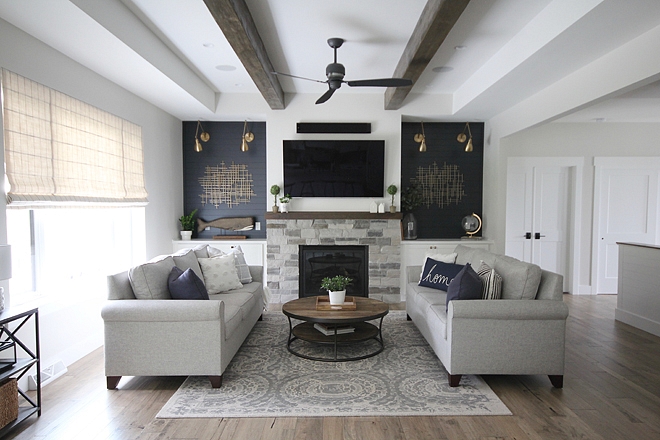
[316,296,357,311]
[0,378,18,429]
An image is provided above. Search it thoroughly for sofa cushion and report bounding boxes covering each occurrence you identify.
[168,267,209,300]
[419,258,464,291]
[129,255,175,299]
[198,254,243,294]
[424,252,457,265]
[477,262,503,300]
[222,304,243,340]
[172,248,204,281]
[455,245,497,268]
[446,263,482,311]
[232,246,252,284]
[493,255,542,300]
[210,291,256,319]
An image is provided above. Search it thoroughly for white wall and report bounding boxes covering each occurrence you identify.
[0,19,183,370]
[497,121,660,293]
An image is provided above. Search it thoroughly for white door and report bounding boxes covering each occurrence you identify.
[506,160,571,291]
[595,162,659,294]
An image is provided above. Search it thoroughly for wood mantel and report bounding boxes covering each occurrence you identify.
[265,211,403,220]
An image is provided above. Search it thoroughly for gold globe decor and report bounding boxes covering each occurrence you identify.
[461,213,482,239]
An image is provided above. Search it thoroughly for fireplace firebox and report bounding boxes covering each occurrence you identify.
[299,245,368,298]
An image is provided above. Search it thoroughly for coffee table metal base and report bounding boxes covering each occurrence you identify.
[286,317,385,362]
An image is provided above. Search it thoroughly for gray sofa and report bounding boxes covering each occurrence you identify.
[406,244,568,387]
[102,245,264,389]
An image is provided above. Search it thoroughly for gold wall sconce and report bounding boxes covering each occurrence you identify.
[457,122,473,152]
[241,120,254,152]
[414,122,427,152]
[194,120,210,153]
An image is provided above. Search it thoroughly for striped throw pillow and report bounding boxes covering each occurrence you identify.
[477,262,502,300]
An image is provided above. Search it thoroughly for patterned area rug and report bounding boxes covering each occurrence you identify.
[157,311,511,418]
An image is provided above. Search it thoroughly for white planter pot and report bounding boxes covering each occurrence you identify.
[280,202,289,213]
[180,230,193,240]
[328,290,346,305]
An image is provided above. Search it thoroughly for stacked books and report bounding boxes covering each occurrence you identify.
[314,323,355,336]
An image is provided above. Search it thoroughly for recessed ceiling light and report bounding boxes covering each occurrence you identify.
[203,43,214,48]
[594,117,606,122]
[216,65,237,71]
[454,45,467,51]
[234,83,243,87]
[432,66,454,73]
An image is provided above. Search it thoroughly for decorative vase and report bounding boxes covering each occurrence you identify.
[403,213,418,240]
[328,290,346,305]
[272,205,279,213]
[281,203,288,213]
[180,230,192,241]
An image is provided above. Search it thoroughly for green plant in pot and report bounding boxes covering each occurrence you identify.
[270,184,280,213]
[321,275,352,305]
[279,194,292,213]
[387,184,398,213]
[179,209,198,240]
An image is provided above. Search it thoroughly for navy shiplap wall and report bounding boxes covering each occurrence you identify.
[401,122,484,239]
[182,121,267,239]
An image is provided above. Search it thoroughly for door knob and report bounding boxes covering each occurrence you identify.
[525,232,532,239]
[535,232,546,239]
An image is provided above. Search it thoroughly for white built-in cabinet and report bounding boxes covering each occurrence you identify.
[172,240,266,266]
[400,240,493,299]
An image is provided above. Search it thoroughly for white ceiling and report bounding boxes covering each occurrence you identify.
[1,0,660,123]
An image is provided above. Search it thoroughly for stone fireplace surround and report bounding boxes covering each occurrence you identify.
[266,212,402,304]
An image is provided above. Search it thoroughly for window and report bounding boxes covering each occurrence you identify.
[7,208,145,302]
[1,70,148,303]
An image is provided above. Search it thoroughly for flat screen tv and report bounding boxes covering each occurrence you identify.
[283,140,385,197]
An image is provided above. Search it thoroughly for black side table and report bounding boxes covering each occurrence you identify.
[0,306,40,438]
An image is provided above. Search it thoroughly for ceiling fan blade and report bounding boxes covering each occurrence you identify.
[346,78,413,87]
[315,88,336,104]
[271,71,326,84]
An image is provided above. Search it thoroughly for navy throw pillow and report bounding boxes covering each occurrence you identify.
[446,263,482,311]
[168,266,209,300]
[418,258,465,291]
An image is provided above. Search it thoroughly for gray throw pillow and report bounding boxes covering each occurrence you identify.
[232,245,252,284]
[198,254,243,294]
[446,263,482,311]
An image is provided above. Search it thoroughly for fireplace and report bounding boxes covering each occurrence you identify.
[299,245,368,298]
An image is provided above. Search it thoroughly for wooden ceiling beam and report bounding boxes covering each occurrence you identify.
[204,0,285,109]
[385,0,471,110]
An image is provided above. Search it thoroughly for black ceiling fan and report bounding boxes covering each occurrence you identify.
[273,38,413,104]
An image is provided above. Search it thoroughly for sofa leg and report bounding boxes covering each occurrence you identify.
[406,314,412,321]
[448,374,462,387]
[209,375,223,388]
[549,375,563,388]
[106,376,122,390]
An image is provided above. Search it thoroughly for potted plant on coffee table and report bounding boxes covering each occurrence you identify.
[321,275,353,305]
[179,209,198,240]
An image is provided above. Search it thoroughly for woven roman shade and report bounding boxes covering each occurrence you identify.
[1,69,148,207]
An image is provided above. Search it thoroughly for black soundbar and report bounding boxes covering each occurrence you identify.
[296,122,371,134]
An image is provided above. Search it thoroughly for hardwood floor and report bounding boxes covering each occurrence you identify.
[5,295,660,439]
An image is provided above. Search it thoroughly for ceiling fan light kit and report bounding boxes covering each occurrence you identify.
[274,37,413,104]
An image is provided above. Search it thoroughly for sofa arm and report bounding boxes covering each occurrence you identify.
[102,299,224,322]
[449,299,568,321]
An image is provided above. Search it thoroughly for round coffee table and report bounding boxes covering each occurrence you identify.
[281,296,389,362]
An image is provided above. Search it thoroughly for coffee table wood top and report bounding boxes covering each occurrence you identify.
[282,296,389,325]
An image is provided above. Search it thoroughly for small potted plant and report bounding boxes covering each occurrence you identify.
[279,194,292,213]
[321,275,353,305]
[387,184,398,213]
[270,184,281,213]
[179,208,198,240]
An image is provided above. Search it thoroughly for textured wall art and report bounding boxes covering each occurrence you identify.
[415,162,465,208]
[199,162,256,208]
